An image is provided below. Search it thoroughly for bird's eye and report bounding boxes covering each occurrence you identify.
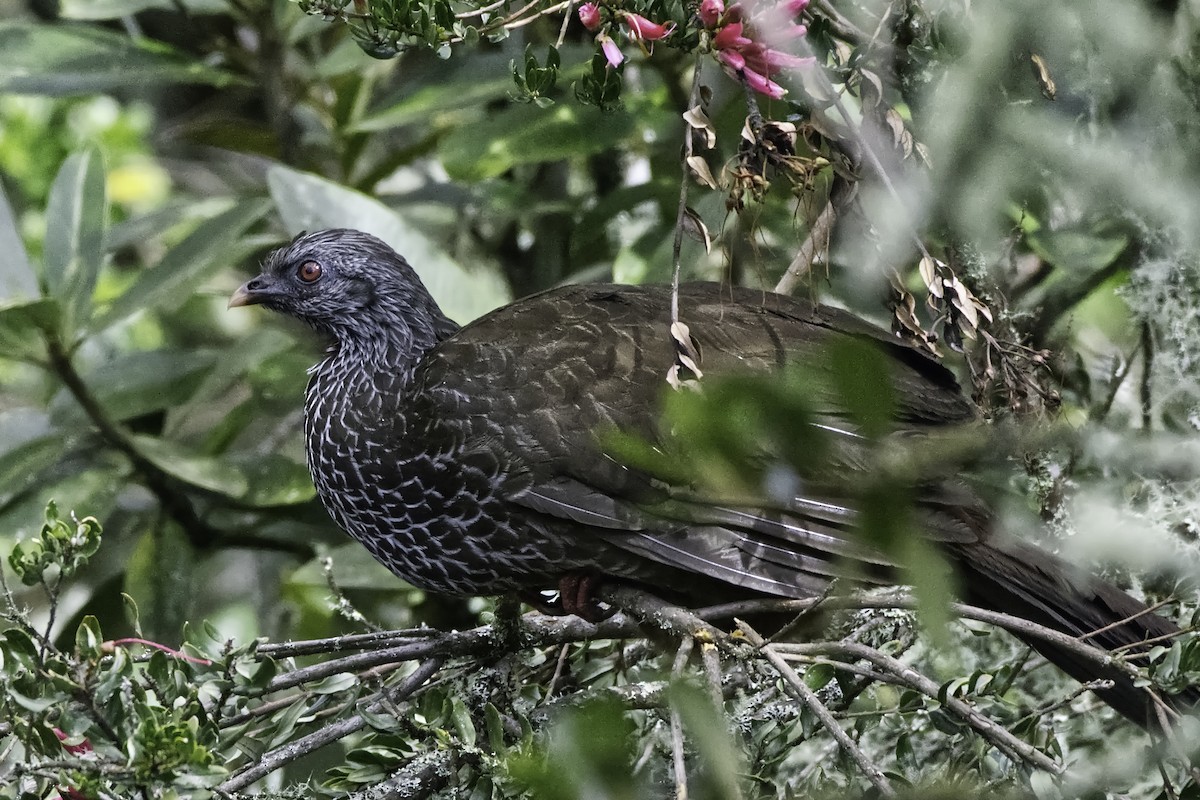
[297,260,323,283]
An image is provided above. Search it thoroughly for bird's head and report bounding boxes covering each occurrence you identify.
[229,229,456,349]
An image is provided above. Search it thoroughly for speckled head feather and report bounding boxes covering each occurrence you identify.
[231,229,457,350]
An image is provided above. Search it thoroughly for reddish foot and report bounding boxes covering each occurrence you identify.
[519,573,615,623]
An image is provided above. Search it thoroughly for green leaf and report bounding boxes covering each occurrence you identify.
[267,165,510,324]
[130,435,249,496]
[0,22,243,94]
[0,177,36,303]
[43,147,106,338]
[75,614,103,657]
[0,409,63,506]
[438,102,636,182]
[288,542,410,590]
[92,198,271,330]
[232,453,316,507]
[0,297,59,359]
[49,348,216,425]
[825,338,895,440]
[124,521,195,643]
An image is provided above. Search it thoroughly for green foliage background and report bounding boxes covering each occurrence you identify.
[2,0,1200,797]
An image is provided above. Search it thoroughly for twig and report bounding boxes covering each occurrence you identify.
[256,628,438,659]
[775,176,852,295]
[1141,321,1154,432]
[774,193,836,295]
[771,639,1063,774]
[671,55,706,327]
[669,637,694,800]
[219,658,443,793]
[555,0,575,47]
[738,621,896,796]
[598,585,726,642]
[546,643,572,697]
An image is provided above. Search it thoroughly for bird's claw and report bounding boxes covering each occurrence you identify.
[519,574,615,623]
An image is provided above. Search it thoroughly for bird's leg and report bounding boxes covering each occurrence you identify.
[518,590,567,616]
[518,574,615,621]
[558,573,616,623]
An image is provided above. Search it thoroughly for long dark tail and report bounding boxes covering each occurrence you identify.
[949,540,1195,728]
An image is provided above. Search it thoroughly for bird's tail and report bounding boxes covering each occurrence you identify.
[949,540,1195,728]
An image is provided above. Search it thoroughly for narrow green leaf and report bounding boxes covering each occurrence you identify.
[438,102,636,182]
[267,165,510,324]
[49,349,215,426]
[0,178,36,302]
[43,147,106,338]
[131,435,249,496]
[0,297,59,359]
[93,198,271,330]
[0,22,243,94]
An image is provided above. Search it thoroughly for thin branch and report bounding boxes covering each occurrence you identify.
[774,192,836,295]
[256,628,438,659]
[671,55,706,327]
[669,637,694,800]
[1141,320,1154,432]
[775,176,852,295]
[772,638,1063,774]
[738,621,896,796]
[220,658,444,793]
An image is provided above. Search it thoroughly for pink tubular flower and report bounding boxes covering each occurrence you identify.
[716,49,746,72]
[742,67,785,99]
[578,2,601,31]
[712,21,748,50]
[622,12,676,41]
[598,33,624,67]
[709,0,815,98]
[699,0,725,27]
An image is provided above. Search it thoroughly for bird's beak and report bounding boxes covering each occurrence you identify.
[228,277,270,309]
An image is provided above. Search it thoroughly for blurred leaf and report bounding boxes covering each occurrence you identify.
[0,177,36,302]
[289,542,410,590]
[43,146,106,338]
[268,165,510,323]
[49,349,215,425]
[131,435,249,496]
[124,522,197,662]
[0,297,59,359]
[825,338,895,440]
[1028,226,1130,274]
[231,453,316,507]
[353,53,543,132]
[0,409,61,506]
[0,22,243,94]
[93,198,271,330]
[438,102,636,182]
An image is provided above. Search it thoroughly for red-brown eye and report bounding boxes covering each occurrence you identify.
[297,260,322,283]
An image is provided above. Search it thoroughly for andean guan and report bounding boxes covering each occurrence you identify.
[231,228,1192,728]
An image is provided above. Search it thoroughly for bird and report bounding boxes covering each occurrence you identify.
[231,228,1191,728]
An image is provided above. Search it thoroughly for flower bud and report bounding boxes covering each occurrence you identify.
[578,2,602,31]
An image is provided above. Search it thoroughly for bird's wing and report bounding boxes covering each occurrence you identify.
[416,282,978,597]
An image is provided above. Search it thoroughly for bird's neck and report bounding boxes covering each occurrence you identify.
[310,306,458,410]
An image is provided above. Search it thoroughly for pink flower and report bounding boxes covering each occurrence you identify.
[763,50,815,70]
[622,12,676,41]
[54,728,93,755]
[712,21,749,50]
[717,49,746,72]
[741,67,785,98]
[700,0,725,27]
[598,34,624,67]
[709,0,812,98]
[578,2,601,31]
